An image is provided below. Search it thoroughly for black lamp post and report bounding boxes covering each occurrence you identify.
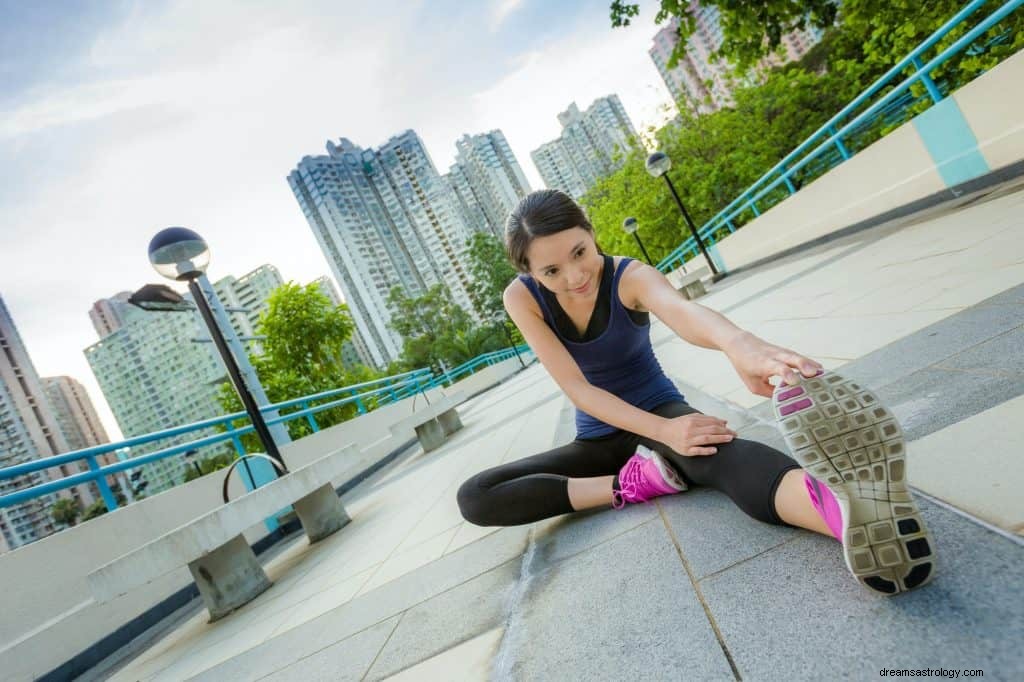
[496,314,526,368]
[145,227,288,474]
[622,217,653,265]
[645,151,727,283]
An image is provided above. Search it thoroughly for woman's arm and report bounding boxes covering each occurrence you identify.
[625,262,823,397]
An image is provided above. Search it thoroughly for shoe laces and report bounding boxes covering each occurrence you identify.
[612,455,646,510]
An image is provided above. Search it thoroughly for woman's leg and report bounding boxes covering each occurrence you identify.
[457,432,635,527]
[635,401,832,536]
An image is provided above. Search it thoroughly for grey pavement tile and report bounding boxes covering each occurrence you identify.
[494,519,735,681]
[658,489,802,580]
[258,615,401,682]
[669,376,760,431]
[938,324,1024,376]
[188,525,529,681]
[875,367,1024,441]
[840,299,1024,392]
[363,560,521,680]
[529,502,660,567]
[700,497,1024,680]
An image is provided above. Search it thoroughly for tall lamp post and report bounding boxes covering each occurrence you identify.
[621,217,653,265]
[645,151,727,283]
[145,227,289,475]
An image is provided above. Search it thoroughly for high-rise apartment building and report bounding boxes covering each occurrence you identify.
[213,264,284,356]
[85,291,232,495]
[444,130,531,238]
[312,277,375,370]
[1,295,95,552]
[530,95,638,199]
[41,376,110,454]
[649,6,823,114]
[288,131,478,368]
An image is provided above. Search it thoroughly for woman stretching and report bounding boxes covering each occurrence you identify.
[457,189,935,595]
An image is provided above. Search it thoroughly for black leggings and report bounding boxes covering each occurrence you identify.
[457,401,802,527]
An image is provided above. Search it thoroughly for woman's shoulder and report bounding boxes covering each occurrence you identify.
[614,255,652,312]
[504,275,542,316]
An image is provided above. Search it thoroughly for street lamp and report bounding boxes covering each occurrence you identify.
[645,151,727,283]
[494,314,526,368]
[621,217,653,265]
[145,227,289,474]
[183,449,203,478]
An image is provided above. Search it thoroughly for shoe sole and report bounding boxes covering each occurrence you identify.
[637,445,688,492]
[772,370,936,595]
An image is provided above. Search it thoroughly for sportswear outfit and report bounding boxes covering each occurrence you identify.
[457,256,802,527]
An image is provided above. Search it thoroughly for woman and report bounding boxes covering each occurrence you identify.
[456,189,935,595]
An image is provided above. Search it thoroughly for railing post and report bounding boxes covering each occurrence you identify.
[782,167,796,194]
[826,124,851,160]
[86,455,119,511]
[911,55,943,103]
[350,390,367,414]
[303,402,319,432]
[726,218,736,233]
[231,434,246,457]
[749,202,760,217]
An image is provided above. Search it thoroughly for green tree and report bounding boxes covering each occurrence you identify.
[182,452,234,483]
[613,1,1024,95]
[51,498,82,527]
[386,284,504,373]
[216,282,383,452]
[82,499,109,521]
[583,65,849,253]
[464,231,525,347]
[612,0,838,72]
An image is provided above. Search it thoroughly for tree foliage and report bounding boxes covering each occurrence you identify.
[386,283,504,374]
[216,282,382,452]
[182,452,234,483]
[51,497,82,527]
[612,0,1024,91]
[582,65,849,257]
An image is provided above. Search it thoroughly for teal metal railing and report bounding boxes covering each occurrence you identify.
[0,346,533,514]
[655,0,1022,274]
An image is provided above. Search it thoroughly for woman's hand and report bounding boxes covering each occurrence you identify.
[722,331,824,398]
[655,414,738,456]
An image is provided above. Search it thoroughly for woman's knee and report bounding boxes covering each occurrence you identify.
[456,474,496,526]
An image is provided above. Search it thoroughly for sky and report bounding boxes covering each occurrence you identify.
[0,0,678,441]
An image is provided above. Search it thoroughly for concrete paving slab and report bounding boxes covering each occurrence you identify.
[382,627,503,681]
[493,519,734,681]
[357,525,459,595]
[657,489,801,580]
[698,496,1024,680]
[363,559,520,680]
[529,500,659,566]
[259,615,401,682]
[907,395,1024,533]
[188,526,529,681]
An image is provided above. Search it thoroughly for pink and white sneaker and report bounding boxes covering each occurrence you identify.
[773,369,936,595]
[612,445,688,509]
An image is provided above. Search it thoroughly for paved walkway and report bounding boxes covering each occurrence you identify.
[96,180,1024,681]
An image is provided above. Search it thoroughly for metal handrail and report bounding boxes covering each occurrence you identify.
[0,347,533,511]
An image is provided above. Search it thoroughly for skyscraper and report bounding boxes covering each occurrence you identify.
[213,264,284,356]
[84,292,229,495]
[530,95,638,199]
[444,130,531,238]
[1,295,95,551]
[312,276,375,370]
[288,131,478,367]
[649,6,823,115]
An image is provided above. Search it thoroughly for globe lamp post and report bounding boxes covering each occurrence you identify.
[147,227,288,474]
[645,151,726,282]
[621,217,653,265]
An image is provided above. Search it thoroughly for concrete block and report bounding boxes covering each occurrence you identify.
[436,407,463,436]
[186,534,273,622]
[293,483,352,543]
[415,419,446,452]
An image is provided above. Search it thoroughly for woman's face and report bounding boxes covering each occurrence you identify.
[525,227,603,300]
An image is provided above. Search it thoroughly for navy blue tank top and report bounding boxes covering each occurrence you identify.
[519,256,685,439]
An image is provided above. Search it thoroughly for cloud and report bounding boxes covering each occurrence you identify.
[491,0,525,31]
